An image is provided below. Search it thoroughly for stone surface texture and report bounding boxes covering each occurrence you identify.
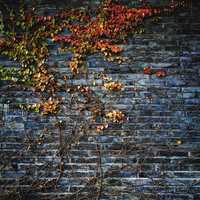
[0,0,200,200]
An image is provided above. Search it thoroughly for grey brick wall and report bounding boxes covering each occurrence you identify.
[0,1,200,200]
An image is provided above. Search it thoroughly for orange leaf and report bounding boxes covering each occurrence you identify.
[144,66,152,75]
[156,70,167,78]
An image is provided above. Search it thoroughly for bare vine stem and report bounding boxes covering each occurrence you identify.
[96,142,104,200]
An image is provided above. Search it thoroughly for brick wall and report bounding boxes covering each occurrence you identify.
[0,1,200,200]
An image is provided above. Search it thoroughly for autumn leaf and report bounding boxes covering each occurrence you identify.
[156,69,167,78]
[104,82,124,91]
[144,66,152,75]
[106,110,125,123]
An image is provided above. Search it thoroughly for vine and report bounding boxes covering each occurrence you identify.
[0,0,188,199]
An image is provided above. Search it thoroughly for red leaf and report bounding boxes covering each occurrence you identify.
[143,66,152,75]
[156,70,167,78]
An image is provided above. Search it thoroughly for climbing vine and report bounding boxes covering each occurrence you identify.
[0,0,188,199]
